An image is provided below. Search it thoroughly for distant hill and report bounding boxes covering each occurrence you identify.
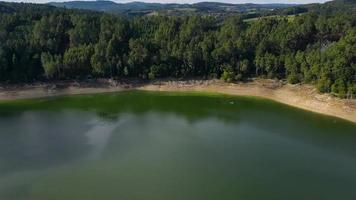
[49,1,178,12]
[48,1,297,15]
[256,0,356,18]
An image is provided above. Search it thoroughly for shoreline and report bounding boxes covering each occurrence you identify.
[0,79,355,123]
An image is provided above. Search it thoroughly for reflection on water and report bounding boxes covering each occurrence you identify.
[0,91,356,200]
[85,119,120,159]
[0,111,92,175]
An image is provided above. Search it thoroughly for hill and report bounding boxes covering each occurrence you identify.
[48,1,296,16]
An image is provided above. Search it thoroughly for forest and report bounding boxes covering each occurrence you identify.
[0,1,355,98]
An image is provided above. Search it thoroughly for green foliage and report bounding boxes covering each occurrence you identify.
[0,46,9,80]
[149,64,168,80]
[69,15,100,47]
[41,52,62,79]
[316,76,332,93]
[285,54,301,84]
[332,78,347,98]
[0,1,355,98]
[91,42,108,76]
[32,14,71,54]
[128,39,149,78]
[220,65,235,83]
[63,44,94,77]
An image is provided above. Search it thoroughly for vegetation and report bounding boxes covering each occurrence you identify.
[0,1,355,98]
[49,1,295,17]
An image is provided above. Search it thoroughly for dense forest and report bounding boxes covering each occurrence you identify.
[0,1,355,98]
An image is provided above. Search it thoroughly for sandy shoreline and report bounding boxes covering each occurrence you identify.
[0,79,355,123]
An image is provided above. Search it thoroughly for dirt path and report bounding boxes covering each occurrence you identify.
[0,79,355,123]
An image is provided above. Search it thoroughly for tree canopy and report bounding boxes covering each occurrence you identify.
[0,1,355,98]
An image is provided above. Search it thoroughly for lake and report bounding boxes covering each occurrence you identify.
[0,91,356,200]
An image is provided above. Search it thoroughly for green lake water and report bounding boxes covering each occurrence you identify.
[0,91,355,200]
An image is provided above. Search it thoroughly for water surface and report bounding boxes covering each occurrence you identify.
[0,91,356,200]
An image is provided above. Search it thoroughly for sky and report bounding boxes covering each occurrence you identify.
[1,0,331,4]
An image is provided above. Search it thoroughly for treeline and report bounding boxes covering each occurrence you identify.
[0,2,355,98]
